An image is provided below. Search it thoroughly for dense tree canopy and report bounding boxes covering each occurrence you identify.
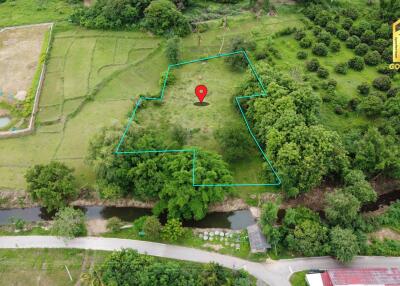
[325,190,360,226]
[144,0,190,36]
[329,226,360,263]
[97,249,254,286]
[240,63,348,197]
[87,125,232,220]
[25,162,77,212]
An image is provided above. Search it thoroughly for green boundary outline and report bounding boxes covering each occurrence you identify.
[115,50,281,187]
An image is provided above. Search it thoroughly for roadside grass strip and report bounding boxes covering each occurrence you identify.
[115,50,281,187]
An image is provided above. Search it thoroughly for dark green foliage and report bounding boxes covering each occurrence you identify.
[70,0,142,29]
[283,207,320,228]
[372,38,389,54]
[214,125,252,163]
[379,201,400,229]
[52,207,87,238]
[312,42,328,56]
[379,0,400,23]
[286,219,330,256]
[25,162,77,212]
[171,124,188,146]
[98,249,255,286]
[326,21,338,34]
[364,51,381,66]
[330,226,360,263]
[343,169,377,204]
[358,95,384,117]
[376,23,391,39]
[377,64,396,77]
[317,67,329,78]
[313,26,322,36]
[382,47,393,63]
[315,10,331,27]
[153,150,233,220]
[387,87,400,98]
[348,56,364,71]
[143,216,162,239]
[165,36,180,64]
[342,7,358,20]
[87,126,232,220]
[325,190,360,226]
[341,18,353,30]
[354,43,369,56]
[367,239,400,256]
[336,29,349,41]
[225,37,255,71]
[294,30,306,41]
[346,36,360,49]
[299,37,312,48]
[316,30,331,46]
[334,62,348,74]
[297,51,308,59]
[361,30,375,45]
[372,75,391,91]
[144,0,190,36]
[243,64,347,196]
[330,40,340,52]
[161,218,184,241]
[357,82,370,95]
[106,217,123,232]
[353,128,400,178]
[275,27,296,36]
[260,202,279,227]
[349,20,370,37]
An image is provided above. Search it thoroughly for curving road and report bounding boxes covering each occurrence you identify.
[0,236,399,286]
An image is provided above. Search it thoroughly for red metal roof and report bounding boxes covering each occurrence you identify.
[326,268,400,286]
[322,272,333,286]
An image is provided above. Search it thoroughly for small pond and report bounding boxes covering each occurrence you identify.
[0,116,11,128]
[0,206,256,230]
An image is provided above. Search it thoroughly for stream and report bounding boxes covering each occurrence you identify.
[0,206,256,230]
[0,190,398,229]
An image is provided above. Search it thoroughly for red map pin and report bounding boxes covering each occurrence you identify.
[195,85,208,103]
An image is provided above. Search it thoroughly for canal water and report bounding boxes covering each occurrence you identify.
[0,190,397,229]
[0,206,256,230]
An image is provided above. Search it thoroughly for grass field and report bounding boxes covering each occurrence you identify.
[0,8,303,193]
[0,248,108,285]
[290,271,307,286]
[0,0,73,28]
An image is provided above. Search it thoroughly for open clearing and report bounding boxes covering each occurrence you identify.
[133,55,271,186]
[0,10,302,194]
[0,248,107,285]
[0,24,50,97]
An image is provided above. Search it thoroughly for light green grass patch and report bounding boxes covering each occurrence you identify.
[290,271,307,286]
[63,38,96,100]
[37,105,62,123]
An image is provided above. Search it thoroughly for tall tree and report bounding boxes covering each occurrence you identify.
[330,226,360,263]
[25,161,77,212]
[325,190,360,226]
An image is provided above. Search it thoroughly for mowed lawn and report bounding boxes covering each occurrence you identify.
[0,9,303,192]
[0,249,108,286]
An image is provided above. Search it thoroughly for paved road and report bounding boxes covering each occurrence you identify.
[0,236,399,286]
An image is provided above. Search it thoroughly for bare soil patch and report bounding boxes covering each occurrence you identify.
[0,24,50,99]
[370,227,400,241]
[86,219,107,235]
